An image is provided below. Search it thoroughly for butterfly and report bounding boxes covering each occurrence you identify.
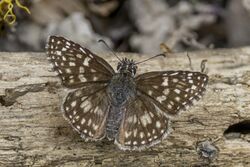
[45,36,208,151]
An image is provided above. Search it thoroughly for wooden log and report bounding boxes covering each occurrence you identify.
[0,48,250,167]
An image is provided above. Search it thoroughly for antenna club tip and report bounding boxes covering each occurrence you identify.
[98,39,104,43]
[158,53,166,57]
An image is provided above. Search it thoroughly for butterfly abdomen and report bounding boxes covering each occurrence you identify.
[106,106,123,140]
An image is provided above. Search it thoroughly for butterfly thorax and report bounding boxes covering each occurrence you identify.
[107,73,136,107]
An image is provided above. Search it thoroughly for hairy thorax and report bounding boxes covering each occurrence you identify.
[107,73,136,107]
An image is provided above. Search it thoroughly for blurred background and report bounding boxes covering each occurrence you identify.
[0,0,250,55]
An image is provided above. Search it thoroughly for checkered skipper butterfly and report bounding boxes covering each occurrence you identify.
[45,36,208,151]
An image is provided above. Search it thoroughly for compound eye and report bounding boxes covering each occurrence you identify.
[117,63,121,71]
[131,67,136,76]
[133,69,136,75]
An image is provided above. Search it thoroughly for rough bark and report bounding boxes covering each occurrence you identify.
[0,48,250,167]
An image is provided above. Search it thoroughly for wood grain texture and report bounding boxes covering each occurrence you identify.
[0,48,250,167]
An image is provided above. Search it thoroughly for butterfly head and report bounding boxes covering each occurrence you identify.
[117,58,137,77]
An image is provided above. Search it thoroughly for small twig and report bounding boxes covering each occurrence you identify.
[186,52,194,71]
[200,59,208,73]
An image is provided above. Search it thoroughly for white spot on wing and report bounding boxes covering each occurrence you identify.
[167,104,172,109]
[79,66,84,73]
[83,57,91,66]
[89,53,94,58]
[80,47,86,54]
[175,96,180,102]
[133,115,137,124]
[163,88,170,95]
[71,101,77,107]
[172,78,179,83]
[140,112,152,127]
[55,51,62,56]
[79,74,87,82]
[140,132,144,138]
[125,131,131,138]
[133,128,138,137]
[80,100,91,111]
[153,85,159,89]
[157,95,166,103]
[81,118,86,124]
[170,72,179,76]
[156,121,161,128]
[87,119,92,126]
[148,90,153,96]
[127,116,133,123]
[93,124,98,130]
[65,68,71,74]
[162,78,168,86]
[174,89,181,94]
[188,80,194,84]
[69,79,75,83]
[191,85,197,90]
[125,141,131,145]
[91,69,96,72]
[76,54,83,58]
[69,62,76,66]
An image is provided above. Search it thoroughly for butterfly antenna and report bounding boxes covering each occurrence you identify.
[98,39,122,62]
[135,54,166,65]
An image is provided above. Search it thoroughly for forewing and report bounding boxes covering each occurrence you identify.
[115,92,171,151]
[62,83,110,140]
[136,71,208,116]
[45,36,115,88]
